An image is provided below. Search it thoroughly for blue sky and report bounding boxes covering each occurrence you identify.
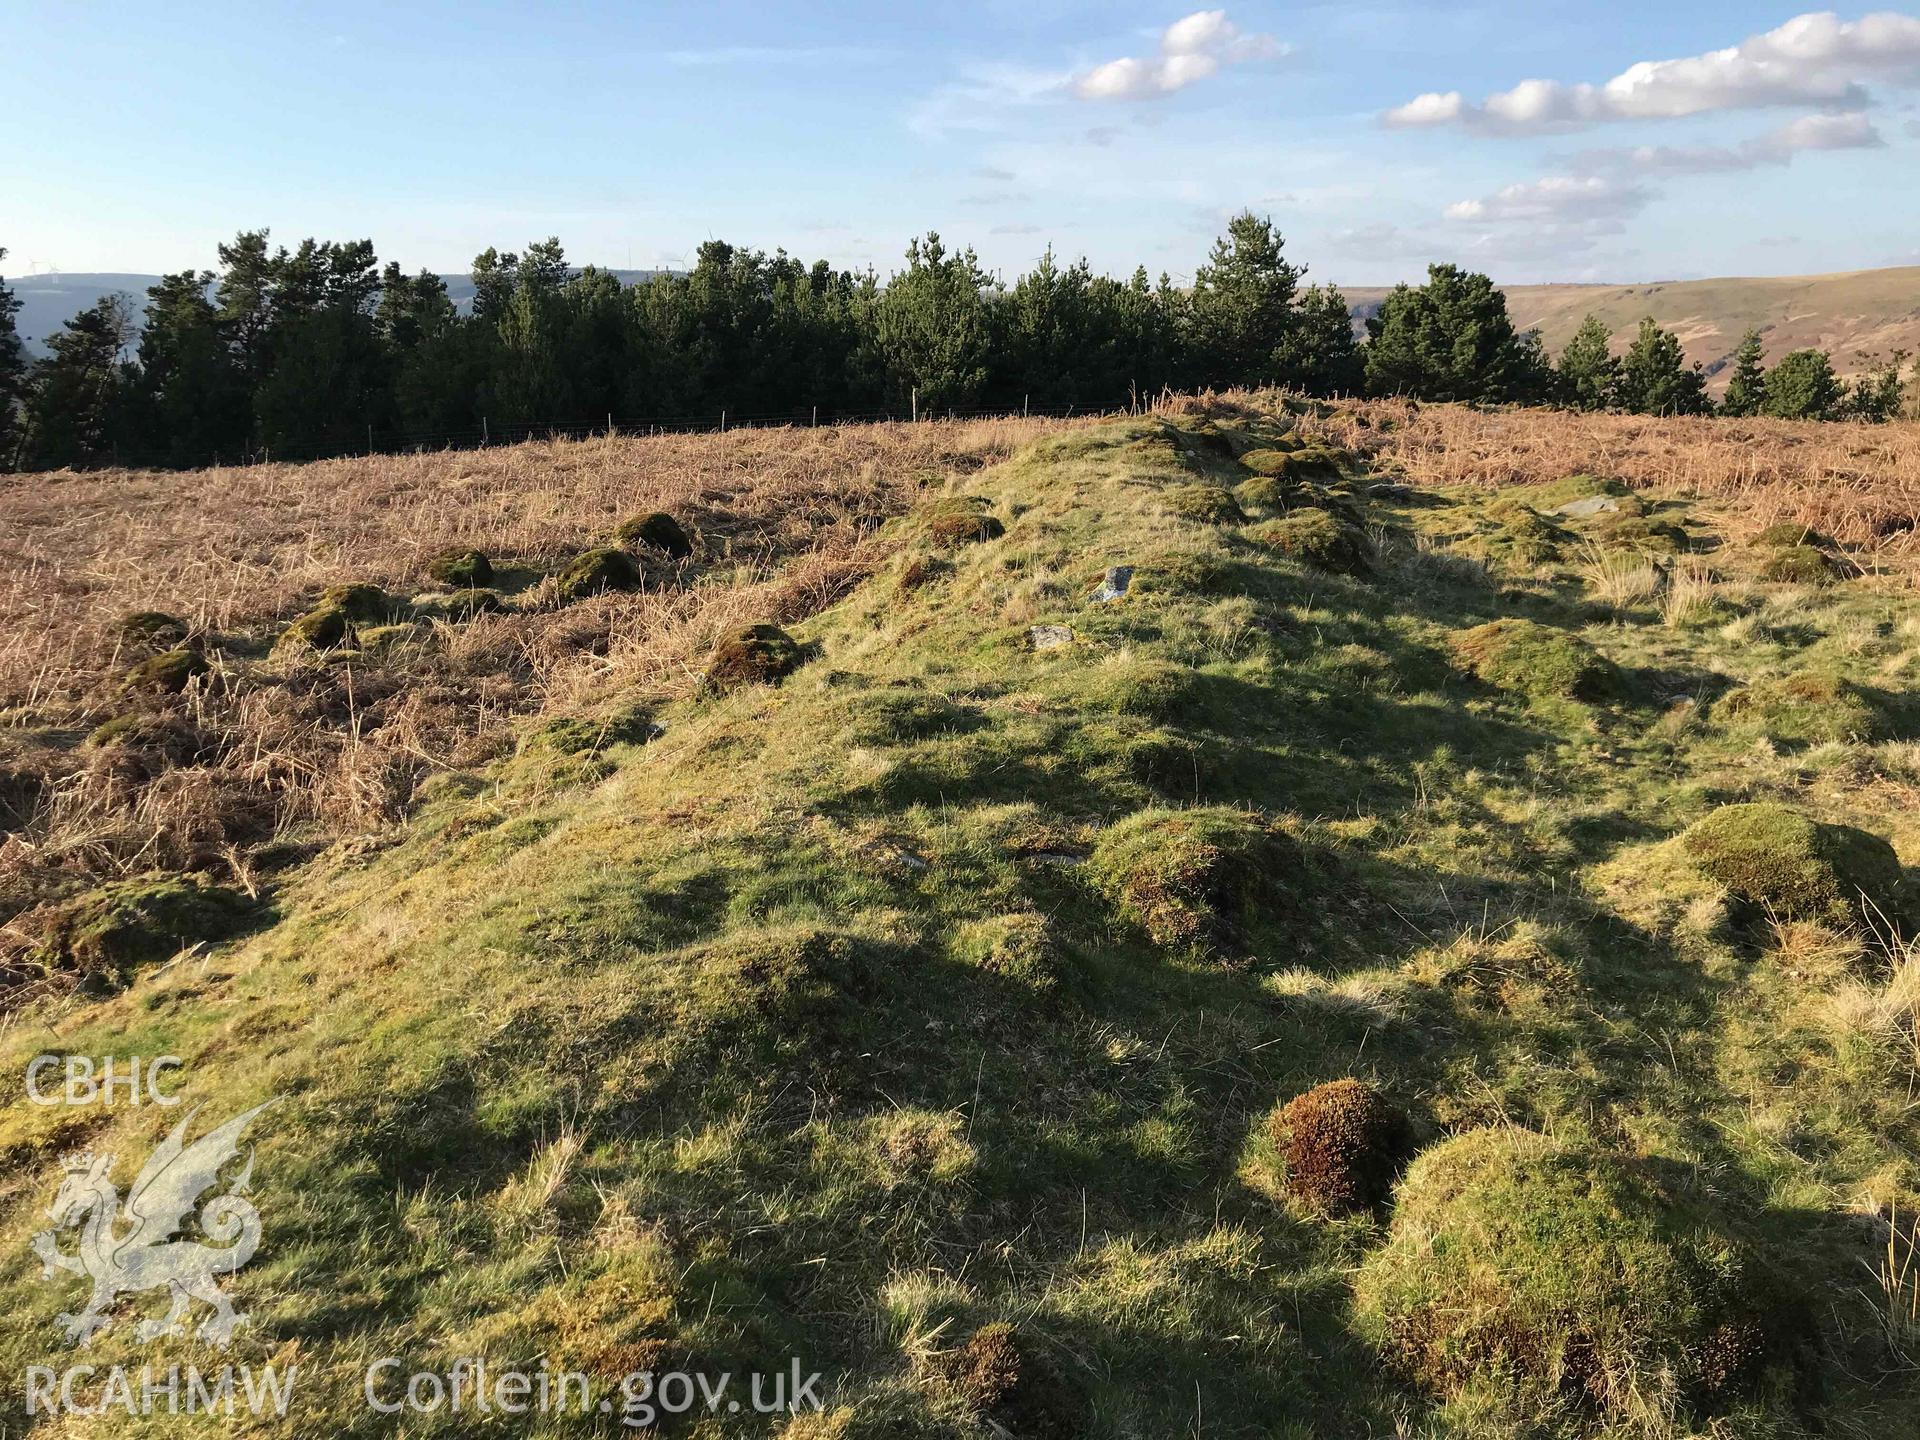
[3,1,1918,287]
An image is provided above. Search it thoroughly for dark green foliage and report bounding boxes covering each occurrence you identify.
[1761,349,1843,421]
[874,233,992,410]
[615,511,693,558]
[1555,313,1620,411]
[1250,509,1371,574]
[121,647,208,694]
[1363,264,1549,403]
[1841,350,1911,423]
[1680,802,1901,924]
[553,547,643,602]
[1452,619,1613,700]
[18,294,139,469]
[706,622,803,691]
[1719,329,1767,417]
[427,548,493,586]
[1270,1079,1412,1215]
[1618,317,1710,416]
[1357,1129,1798,1426]
[0,248,25,464]
[33,873,257,979]
[1185,213,1302,390]
[1275,283,1364,396]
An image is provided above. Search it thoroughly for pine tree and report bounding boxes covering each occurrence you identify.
[1274,284,1361,396]
[874,233,991,411]
[1760,349,1842,421]
[1185,213,1301,389]
[1617,318,1709,416]
[0,247,27,465]
[19,294,139,468]
[1719,329,1766,417]
[1555,314,1619,411]
[1839,350,1907,423]
[1363,264,1542,402]
[138,270,249,466]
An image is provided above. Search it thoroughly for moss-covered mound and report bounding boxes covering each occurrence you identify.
[1483,507,1567,565]
[1241,445,1346,481]
[951,912,1062,993]
[1088,806,1301,953]
[1532,473,1631,509]
[922,497,1005,547]
[1250,509,1371,575]
[439,587,504,620]
[427,547,493,587]
[1075,657,1198,722]
[1237,445,1300,475]
[1164,483,1247,524]
[1355,1128,1801,1425]
[33,874,258,980]
[1593,514,1689,553]
[275,604,351,653]
[1760,544,1844,585]
[616,511,694,558]
[1717,671,1887,744]
[1270,1078,1411,1215]
[320,583,399,623]
[1451,619,1614,701]
[706,622,804,692]
[933,1323,1085,1439]
[84,712,203,762]
[121,647,208,693]
[119,610,189,650]
[1679,802,1901,925]
[1754,522,1836,551]
[554,547,644,602]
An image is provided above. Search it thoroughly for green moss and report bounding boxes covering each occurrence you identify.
[1451,619,1614,701]
[1164,483,1247,524]
[438,587,504,619]
[1760,545,1843,585]
[319,583,398,623]
[121,647,208,693]
[554,547,644,602]
[1355,1129,1798,1426]
[1249,510,1371,575]
[119,610,188,650]
[1482,507,1567,565]
[1532,472,1630,507]
[1717,671,1886,744]
[706,622,804,692]
[1595,514,1689,553]
[1679,801,1901,924]
[33,874,258,980]
[1087,806,1302,953]
[275,604,351,653]
[83,713,199,759]
[1754,522,1835,550]
[921,497,1005,547]
[427,548,493,587]
[615,511,694,558]
[836,688,980,747]
[1237,445,1301,475]
[523,705,659,756]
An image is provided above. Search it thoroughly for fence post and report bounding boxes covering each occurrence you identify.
[1023,394,1029,418]
[911,387,918,424]
[811,404,817,427]
[721,409,727,432]
[367,423,373,456]
[607,412,613,435]
[482,416,489,446]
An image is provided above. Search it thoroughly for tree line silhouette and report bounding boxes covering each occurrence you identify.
[0,219,1910,471]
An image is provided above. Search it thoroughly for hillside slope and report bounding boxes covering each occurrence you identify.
[4,404,1919,1436]
[1346,265,1920,389]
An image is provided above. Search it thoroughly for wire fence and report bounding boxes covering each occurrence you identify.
[87,394,1169,472]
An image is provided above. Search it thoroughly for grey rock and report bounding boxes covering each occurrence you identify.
[1553,495,1621,518]
[1028,623,1076,651]
[1089,565,1134,603]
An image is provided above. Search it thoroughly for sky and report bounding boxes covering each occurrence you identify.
[3,1,1919,288]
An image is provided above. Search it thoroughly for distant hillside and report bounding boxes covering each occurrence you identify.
[6,268,668,355]
[1344,265,1920,390]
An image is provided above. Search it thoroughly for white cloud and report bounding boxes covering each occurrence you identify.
[1574,111,1885,174]
[1444,174,1651,224]
[1075,10,1285,101]
[1385,9,1920,133]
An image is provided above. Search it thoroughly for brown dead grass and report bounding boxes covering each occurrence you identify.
[0,416,1072,957]
[1287,398,1920,566]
